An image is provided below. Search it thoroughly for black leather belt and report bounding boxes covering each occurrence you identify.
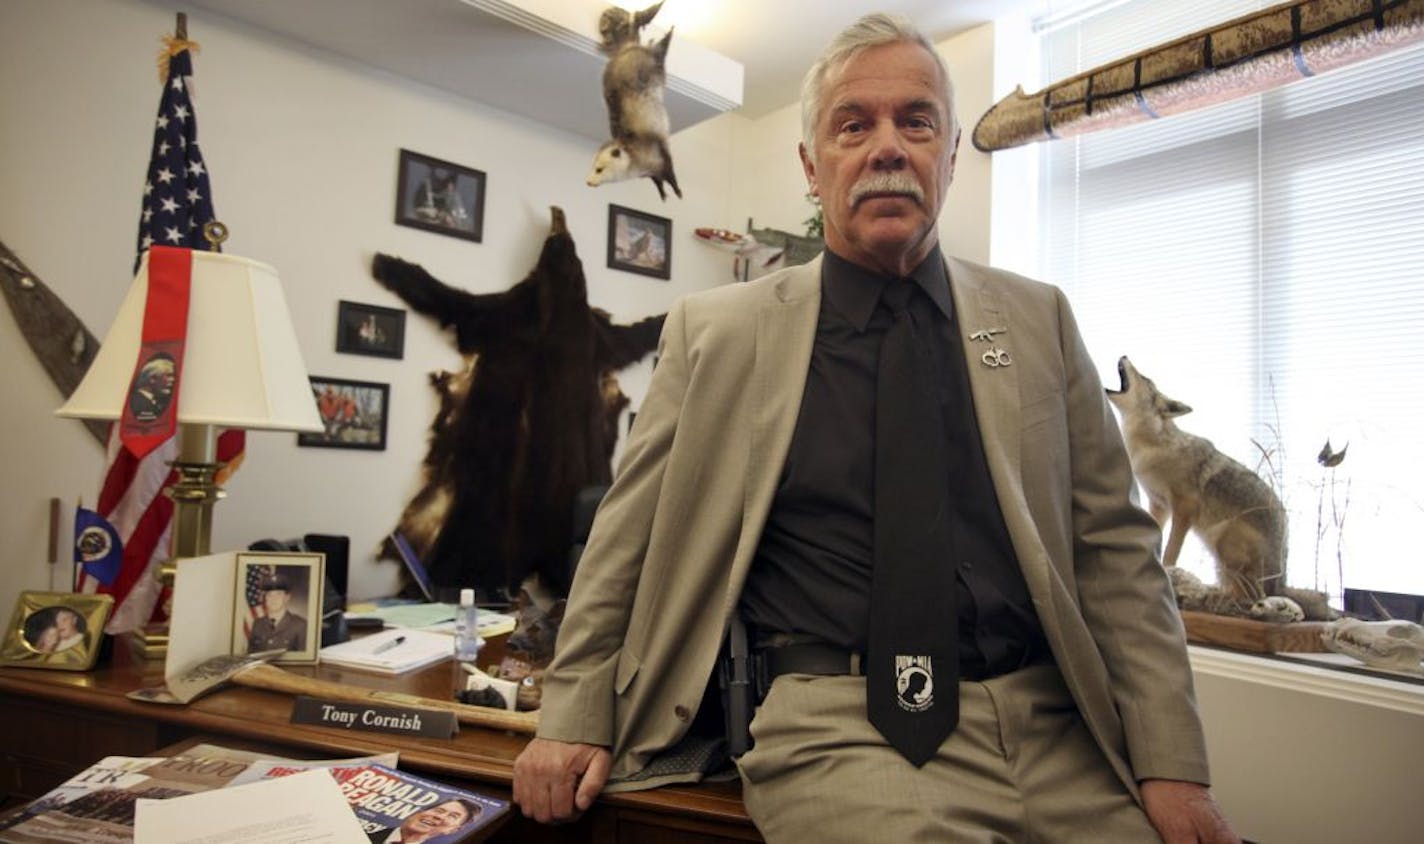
[758,643,865,690]
[757,644,1045,693]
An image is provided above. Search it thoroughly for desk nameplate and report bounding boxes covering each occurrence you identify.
[291,694,458,739]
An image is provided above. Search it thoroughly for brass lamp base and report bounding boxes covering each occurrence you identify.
[128,423,225,661]
[130,624,170,659]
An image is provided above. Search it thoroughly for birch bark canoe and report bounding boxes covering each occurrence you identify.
[973,0,1424,152]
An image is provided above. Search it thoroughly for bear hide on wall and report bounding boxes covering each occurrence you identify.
[371,206,664,596]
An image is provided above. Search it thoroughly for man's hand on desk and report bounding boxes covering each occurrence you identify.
[512,738,611,824]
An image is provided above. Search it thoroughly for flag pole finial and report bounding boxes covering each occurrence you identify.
[203,221,229,252]
[158,14,199,84]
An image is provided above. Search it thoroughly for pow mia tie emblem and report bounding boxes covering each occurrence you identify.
[894,655,935,713]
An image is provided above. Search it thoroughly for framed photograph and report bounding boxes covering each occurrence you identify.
[0,591,114,671]
[299,376,390,451]
[608,204,672,280]
[336,300,405,359]
[231,552,324,665]
[394,149,485,243]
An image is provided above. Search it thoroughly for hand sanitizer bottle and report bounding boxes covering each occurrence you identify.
[454,588,481,662]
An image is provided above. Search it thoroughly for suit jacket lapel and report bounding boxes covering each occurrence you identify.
[731,258,822,596]
[947,258,1055,611]
[948,257,1021,481]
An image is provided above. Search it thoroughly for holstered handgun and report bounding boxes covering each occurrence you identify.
[717,611,756,757]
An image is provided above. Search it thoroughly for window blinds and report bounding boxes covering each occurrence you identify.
[1037,0,1424,596]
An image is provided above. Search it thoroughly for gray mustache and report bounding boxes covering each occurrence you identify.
[849,173,924,206]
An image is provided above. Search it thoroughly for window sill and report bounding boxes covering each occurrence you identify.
[1188,645,1424,716]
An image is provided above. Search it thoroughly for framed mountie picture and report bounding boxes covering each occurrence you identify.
[231,552,323,665]
[336,300,405,359]
[0,591,114,671]
[394,148,486,243]
[608,204,672,280]
[299,376,390,451]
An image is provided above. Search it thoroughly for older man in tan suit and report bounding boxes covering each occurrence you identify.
[516,12,1238,843]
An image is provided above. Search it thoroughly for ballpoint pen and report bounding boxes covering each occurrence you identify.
[372,635,406,654]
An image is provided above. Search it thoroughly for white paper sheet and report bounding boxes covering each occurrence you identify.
[133,768,367,843]
[165,551,239,685]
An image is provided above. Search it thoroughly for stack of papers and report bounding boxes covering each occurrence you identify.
[136,769,366,843]
[318,628,452,675]
[345,601,456,628]
[423,611,518,639]
[345,602,518,638]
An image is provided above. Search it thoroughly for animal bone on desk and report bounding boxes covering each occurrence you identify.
[131,651,540,733]
[1320,618,1424,674]
[231,662,541,734]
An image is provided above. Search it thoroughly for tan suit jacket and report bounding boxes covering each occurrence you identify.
[537,254,1209,795]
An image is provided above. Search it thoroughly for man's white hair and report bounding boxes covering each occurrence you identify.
[800,12,958,160]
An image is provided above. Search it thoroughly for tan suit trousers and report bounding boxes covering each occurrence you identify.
[735,663,1162,843]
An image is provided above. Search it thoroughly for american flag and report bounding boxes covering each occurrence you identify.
[242,563,277,638]
[133,48,215,263]
[77,34,245,633]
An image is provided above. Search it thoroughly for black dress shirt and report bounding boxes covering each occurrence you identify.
[739,246,1047,678]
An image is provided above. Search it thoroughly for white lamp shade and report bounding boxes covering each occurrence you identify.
[56,250,323,433]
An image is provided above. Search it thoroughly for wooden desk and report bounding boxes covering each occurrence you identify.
[0,638,759,843]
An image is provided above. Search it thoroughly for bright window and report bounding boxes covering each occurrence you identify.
[1037,0,1424,601]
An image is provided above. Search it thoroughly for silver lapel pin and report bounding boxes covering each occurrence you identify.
[981,348,1012,368]
[969,327,1011,367]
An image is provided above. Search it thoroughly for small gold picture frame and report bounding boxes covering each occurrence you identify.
[0,591,114,671]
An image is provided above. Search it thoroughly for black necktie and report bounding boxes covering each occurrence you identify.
[867,278,959,767]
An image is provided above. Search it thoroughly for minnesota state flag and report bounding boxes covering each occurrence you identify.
[74,506,123,587]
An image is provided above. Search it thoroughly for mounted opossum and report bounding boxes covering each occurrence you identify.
[587,2,682,200]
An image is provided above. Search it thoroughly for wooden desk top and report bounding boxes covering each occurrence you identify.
[0,636,753,832]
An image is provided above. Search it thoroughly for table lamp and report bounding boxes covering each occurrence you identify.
[56,246,323,652]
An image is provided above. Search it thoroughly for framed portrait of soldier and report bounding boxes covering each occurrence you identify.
[0,591,114,671]
[231,552,323,665]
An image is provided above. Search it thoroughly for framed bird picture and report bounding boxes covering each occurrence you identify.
[608,204,671,280]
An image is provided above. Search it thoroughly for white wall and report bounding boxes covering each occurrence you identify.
[0,0,742,607]
[725,101,813,241]
[936,25,995,264]
[1192,650,1424,843]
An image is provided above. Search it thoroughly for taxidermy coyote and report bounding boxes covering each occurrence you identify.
[1105,357,1284,601]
